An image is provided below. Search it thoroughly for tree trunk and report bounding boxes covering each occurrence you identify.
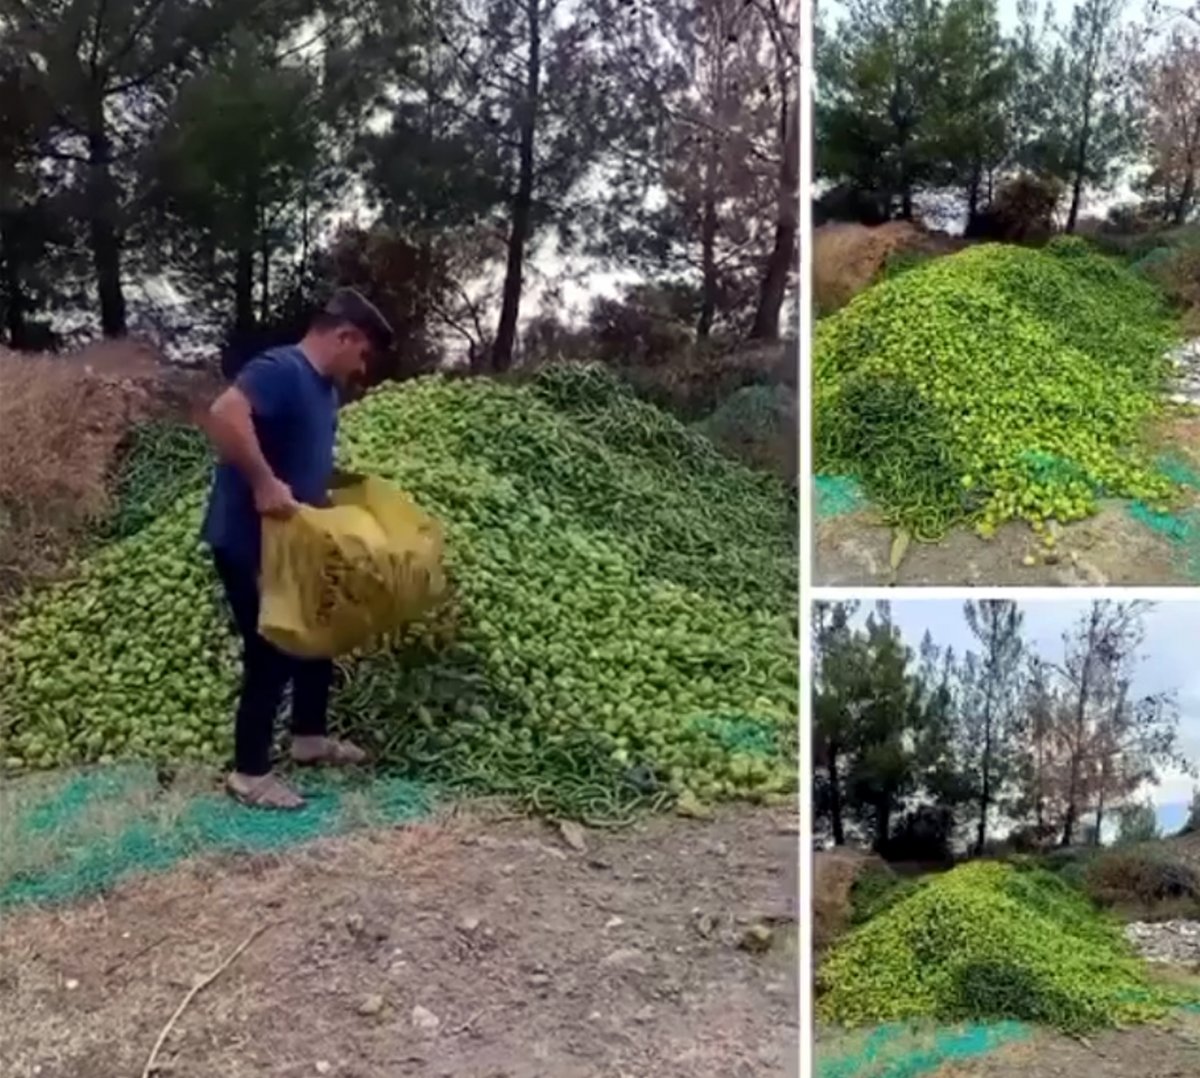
[975,690,995,856]
[967,157,983,223]
[874,799,892,854]
[1034,729,1046,838]
[1174,165,1195,226]
[1066,164,1086,234]
[491,0,541,373]
[234,247,254,335]
[1094,789,1106,845]
[260,210,271,326]
[1065,63,1096,235]
[697,172,719,339]
[234,177,258,334]
[0,212,29,348]
[85,102,126,338]
[749,100,799,341]
[827,747,845,846]
[1061,613,1098,847]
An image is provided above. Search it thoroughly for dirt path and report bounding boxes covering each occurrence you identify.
[0,806,798,1078]
[933,1011,1200,1077]
[814,502,1188,586]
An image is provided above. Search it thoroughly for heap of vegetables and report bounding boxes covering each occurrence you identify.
[814,237,1180,541]
[818,861,1180,1033]
[0,364,798,822]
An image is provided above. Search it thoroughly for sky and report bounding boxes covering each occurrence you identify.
[845,600,1200,831]
[816,0,1110,33]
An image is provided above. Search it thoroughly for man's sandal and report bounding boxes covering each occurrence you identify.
[290,736,368,767]
[225,772,306,810]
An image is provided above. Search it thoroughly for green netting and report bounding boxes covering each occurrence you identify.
[1016,449,1099,491]
[816,1022,1031,1078]
[816,475,867,518]
[1128,499,1196,544]
[1132,247,1174,275]
[0,765,433,912]
[1154,452,1200,491]
[688,713,779,757]
[1127,457,1200,580]
[700,384,794,439]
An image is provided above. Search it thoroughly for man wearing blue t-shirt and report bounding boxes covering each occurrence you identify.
[201,288,394,809]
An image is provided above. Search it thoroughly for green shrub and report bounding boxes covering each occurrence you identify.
[817,861,1180,1032]
[814,241,1179,539]
[849,863,921,925]
[1032,845,1100,891]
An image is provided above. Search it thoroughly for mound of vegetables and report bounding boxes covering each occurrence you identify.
[814,237,1181,541]
[817,862,1179,1032]
[0,364,798,823]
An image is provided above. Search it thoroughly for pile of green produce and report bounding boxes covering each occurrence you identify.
[101,421,211,540]
[0,364,797,823]
[817,861,1178,1032]
[814,237,1180,541]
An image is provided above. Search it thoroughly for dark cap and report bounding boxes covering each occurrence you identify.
[321,287,394,353]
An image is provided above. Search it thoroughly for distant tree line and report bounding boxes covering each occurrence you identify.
[814,0,1200,233]
[0,0,799,372]
[813,599,1189,860]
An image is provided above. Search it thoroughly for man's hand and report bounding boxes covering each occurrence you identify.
[254,475,299,519]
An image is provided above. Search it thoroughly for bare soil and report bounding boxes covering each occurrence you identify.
[0,806,798,1078]
[814,501,1187,586]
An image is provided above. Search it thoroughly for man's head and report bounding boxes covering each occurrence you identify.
[302,288,394,389]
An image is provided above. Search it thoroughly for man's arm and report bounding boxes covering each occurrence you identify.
[205,384,299,518]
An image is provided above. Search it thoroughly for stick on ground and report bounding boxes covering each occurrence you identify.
[141,924,270,1078]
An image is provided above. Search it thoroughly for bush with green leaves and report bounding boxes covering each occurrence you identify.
[849,863,920,926]
[814,241,1179,540]
[817,861,1181,1032]
[0,365,798,823]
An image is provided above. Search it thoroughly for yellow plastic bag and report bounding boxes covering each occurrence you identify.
[258,472,447,658]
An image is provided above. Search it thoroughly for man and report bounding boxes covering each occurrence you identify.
[201,288,395,809]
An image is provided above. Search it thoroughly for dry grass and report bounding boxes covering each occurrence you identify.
[813,221,965,315]
[813,847,886,955]
[622,340,796,418]
[0,339,219,601]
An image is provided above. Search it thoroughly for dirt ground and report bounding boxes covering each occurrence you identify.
[933,1012,1200,1077]
[0,806,798,1078]
[814,501,1188,586]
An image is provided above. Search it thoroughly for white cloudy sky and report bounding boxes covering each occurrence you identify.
[845,600,1200,820]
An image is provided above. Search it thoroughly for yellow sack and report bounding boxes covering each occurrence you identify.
[258,472,447,658]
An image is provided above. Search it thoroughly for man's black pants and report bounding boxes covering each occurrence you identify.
[213,552,333,776]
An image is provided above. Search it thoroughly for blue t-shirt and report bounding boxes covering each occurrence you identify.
[201,345,339,571]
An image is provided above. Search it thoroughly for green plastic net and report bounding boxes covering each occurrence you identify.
[816,1021,1031,1078]
[1125,453,1200,581]
[0,765,433,911]
[815,475,868,519]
